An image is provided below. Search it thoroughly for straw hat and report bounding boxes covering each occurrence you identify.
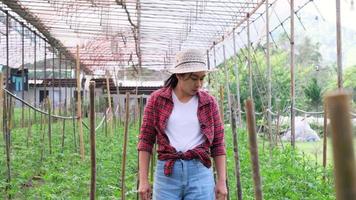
[168,49,214,74]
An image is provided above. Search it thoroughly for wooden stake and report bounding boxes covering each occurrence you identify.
[245,99,263,200]
[47,98,52,154]
[121,92,130,200]
[325,91,356,199]
[0,73,3,132]
[76,45,85,160]
[230,97,243,200]
[322,103,328,181]
[290,0,296,148]
[105,71,113,137]
[136,95,144,200]
[27,104,32,147]
[89,81,96,200]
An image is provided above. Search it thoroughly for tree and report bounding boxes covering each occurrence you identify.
[303,78,322,111]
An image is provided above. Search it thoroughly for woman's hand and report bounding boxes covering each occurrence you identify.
[215,179,227,200]
[138,179,152,200]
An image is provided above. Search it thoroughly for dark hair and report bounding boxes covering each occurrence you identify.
[164,74,178,88]
[164,73,193,88]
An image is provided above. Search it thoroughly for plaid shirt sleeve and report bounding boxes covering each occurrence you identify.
[137,94,157,153]
[210,97,226,157]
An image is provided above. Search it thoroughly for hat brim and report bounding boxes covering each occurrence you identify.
[167,63,218,74]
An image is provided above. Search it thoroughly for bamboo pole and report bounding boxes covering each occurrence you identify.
[4,93,12,198]
[27,104,32,148]
[232,28,242,127]
[222,36,232,125]
[218,85,230,200]
[136,95,144,200]
[247,13,253,99]
[106,70,113,137]
[325,91,356,200]
[0,73,3,132]
[40,100,46,162]
[121,92,130,200]
[219,86,224,121]
[47,98,52,154]
[290,0,296,148]
[21,23,25,128]
[76,45,85,160]
[266,0,273,154]
[322,103,328,181]
[336,0,343,89]
[230,97,243,200]
[245,99,263,200]
[89,81,96,200]
[33,33,37,122]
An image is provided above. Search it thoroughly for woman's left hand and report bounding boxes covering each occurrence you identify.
[215,179,228,200]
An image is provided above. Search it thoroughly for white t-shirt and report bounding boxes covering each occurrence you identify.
[165,92,205,152]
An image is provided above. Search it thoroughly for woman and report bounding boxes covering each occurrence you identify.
[137,49,227,200]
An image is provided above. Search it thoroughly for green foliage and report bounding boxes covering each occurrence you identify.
[303,78,322,110]
[225,128,335,199]
[0,116,336,199]
[211,34,341,115]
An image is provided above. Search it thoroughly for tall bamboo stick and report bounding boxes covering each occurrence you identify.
[245,99,263,200]
[121,92,130,200]
[322,103,328,181]
[230,97,243,200]
[27,104,32,147]
[106,71,113,137]
[0,73,3,132]
[4,93,12,198]
[290,0,296,148]
[336,0,343,89]
[47,98,52,154]
[325,91,356,200]
[89,81,96,200]
[76,45,85,160]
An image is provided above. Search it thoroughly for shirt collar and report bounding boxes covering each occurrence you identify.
[159,87,210,107]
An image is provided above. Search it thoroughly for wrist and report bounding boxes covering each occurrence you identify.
[216,178,226,183]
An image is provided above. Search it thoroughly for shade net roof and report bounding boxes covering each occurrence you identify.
[2,0,352,78]
[0,0,268,74]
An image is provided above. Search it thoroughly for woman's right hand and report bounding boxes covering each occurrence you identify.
[138,179,152,200]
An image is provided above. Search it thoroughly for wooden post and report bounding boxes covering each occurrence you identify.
[322,103,328,181]
[27,104,32,147]
[76,45,85,160]
[47,98,52,154]
[61,116,66,152]
[266,0,273,153]
[89,81,96,200]
[222,36,232,125]
[137,95,144,200]
[121,92,130,200]
[290,0,296,148]
[0,73,3,132]
[219,86,224,121]
[106,70,113,137]
[21,23,25,127]
[245,99,263,200]
[232,29,242,127]
[336,0,343,89]
[247,13,253,99]
[325,91,356,199]
[230,97,243,200]
[3,93,12,198]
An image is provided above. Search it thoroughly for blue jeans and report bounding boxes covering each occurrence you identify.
[153,159,215,200]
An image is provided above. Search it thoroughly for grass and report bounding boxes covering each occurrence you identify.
[0,108,338,199]
[295,137,356,166]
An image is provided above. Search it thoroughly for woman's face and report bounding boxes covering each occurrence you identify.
[176,71,207,96]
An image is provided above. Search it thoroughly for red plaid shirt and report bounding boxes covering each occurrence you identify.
[138,87,226,176]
